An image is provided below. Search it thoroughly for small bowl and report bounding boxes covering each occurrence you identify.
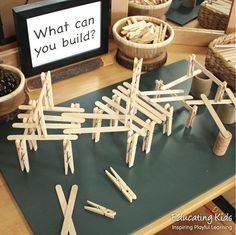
[112,16,174,60]
[0,64,27,122]
[128,0,172,19]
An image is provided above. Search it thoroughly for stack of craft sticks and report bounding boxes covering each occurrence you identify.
[205,0,231,15]
[129,0,169,5]
[214,44,236,67]
[120,17,168,44]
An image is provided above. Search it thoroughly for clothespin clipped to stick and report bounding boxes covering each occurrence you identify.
[105,167,137,203]
[84,200,116,219]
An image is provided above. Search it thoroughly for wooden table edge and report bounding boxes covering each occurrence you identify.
[133,175,236,235]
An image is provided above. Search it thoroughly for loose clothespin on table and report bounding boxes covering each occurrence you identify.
[105,167,137,203]
[84,200,116,219]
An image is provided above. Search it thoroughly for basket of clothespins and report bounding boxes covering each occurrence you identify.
[112,16,174,70]
[0,64,27,122]
[128,0,172,19]
[198,0,232,30]
[205,33,236,90]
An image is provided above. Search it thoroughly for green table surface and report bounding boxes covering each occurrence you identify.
[0,60,235,235]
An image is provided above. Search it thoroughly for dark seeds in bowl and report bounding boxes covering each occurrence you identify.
[0,69,20,97]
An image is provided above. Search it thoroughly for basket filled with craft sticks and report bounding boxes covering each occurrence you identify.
[112,16,174,71]
[198,0,232,30]
[128,0,172,19]
[205,33,236,90]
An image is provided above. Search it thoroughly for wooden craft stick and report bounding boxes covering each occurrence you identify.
[64,126,129,134]
[160,69,201,90]
[55,185,77,235]
[62,113,126,120]
[18,113,85,123]
[225,88,236,107]
[150,95,193,103]
[60,185,78,235]
[19,105,85,113]
[7,135,78,141]
[201,94,229,138]
[140,89,184,96]
[12,123,84,130]
[186,99,233,105]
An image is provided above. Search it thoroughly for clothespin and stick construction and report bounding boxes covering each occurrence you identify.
[8,54,235,175]
[151,54,235,155]
[7,71,84,174]
[84,200,116,219]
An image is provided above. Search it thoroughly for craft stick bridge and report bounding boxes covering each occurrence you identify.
[7,55,236,174]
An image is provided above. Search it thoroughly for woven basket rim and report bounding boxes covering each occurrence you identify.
[129,0,172,9]
[0,64,25,102]
[112,16,174,49]
[200,1,229,16]
[207,33,236,74]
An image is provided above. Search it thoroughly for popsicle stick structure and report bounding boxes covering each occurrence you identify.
[84,200,116,219]
[8,54,236,174]
[151,54,235,155]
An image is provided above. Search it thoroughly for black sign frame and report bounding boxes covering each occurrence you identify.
[13,0,110,77]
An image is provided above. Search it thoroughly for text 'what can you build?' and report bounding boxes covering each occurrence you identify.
[33,17,96,58]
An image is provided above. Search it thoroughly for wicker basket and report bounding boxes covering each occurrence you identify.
[0,64,26,122]
[112,16,174,60]
[198,0,231,30]
[205,33,236,90]
[128,0,172,19]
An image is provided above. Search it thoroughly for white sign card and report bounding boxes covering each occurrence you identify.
[26,1,101,68]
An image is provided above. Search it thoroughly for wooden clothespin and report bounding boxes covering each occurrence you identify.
[142,119,155,154]
[154,80,164,98]
[126,131,139,168]
[185,105,198,128]
[55,185,78,235]
[84,200,116,219]
[92,107,103,142]
[215,81,227,102]
[187,54,195,76]
[110,95,121,127]
[15,139,30,172]
[63,139,74,175]
[162,104,173,136]
[105,167,137,203]
[45,71,54,109]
